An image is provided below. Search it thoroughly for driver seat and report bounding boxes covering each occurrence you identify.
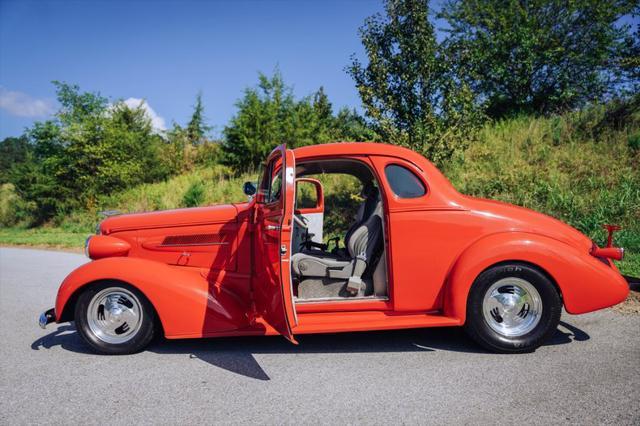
[291,188,383,295]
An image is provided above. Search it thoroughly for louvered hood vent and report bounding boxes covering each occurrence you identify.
[161,234,225,246]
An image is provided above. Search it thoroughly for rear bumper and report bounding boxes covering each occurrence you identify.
[38,308,55,329]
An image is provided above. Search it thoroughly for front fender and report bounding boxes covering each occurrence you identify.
[443,232,629,323]
[55,257,249,338]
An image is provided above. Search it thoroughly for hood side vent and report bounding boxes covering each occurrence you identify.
[161,233,226,247]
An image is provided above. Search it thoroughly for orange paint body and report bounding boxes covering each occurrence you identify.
[53,143,629,341]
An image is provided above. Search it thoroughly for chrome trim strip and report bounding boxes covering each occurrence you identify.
[294,296,389,304]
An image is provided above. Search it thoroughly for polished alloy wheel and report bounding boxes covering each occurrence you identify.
[86,288,143,344]
[482,277,542,337]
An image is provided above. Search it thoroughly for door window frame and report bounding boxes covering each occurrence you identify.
[292,155,392,310]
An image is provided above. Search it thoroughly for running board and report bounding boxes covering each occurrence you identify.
[294,311,462,335]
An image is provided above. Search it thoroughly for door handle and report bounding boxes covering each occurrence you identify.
[265,225,281,231]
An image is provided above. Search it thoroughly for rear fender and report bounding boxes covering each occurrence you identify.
[55,257,249,338]
[444,232,629,323]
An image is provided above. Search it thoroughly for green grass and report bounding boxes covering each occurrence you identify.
[619,252,640,277]
[0,226,86,249]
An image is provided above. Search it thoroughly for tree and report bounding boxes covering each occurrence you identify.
[223,72,333,171]
[222,70,381,172]
[313,87,333,124]
[186,92,211,145]
[309,87,335,143]
[332,108,380,142]
[222,72,293,171]
[440,0,638,117]
[0,136,29,183]
[347,0,484,166]
[12,82,172,223]
[619,4,640,92]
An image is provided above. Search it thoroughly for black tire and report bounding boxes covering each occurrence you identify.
[74,281,156,355]
[464,262,562,353]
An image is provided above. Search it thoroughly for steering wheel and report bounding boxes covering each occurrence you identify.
[293,213,308,229]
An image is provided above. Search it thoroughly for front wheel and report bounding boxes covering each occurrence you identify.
[74,281,156,355]
[465,263,562,353]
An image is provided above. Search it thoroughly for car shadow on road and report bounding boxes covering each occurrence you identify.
[31,320,589,381]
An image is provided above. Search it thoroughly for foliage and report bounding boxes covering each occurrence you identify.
[440,0,638,117]
[347,0,484,166]
[314,174,363,244]
[194,141,222,166]
[0,183,35,227]
[221,71,376,172]
[333,107,381,142]
[5,82,174,223]
[96,164,245,214]
[182,180,206,207]
[0,136,29,182]
[186,92,212,145]
[619,5,640,88]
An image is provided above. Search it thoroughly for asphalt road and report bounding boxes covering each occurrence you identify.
[1,247,638,425]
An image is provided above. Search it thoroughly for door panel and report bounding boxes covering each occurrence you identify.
[253,145,298,343]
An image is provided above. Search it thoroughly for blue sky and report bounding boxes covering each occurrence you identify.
[3,1,634,140]
[0,0,407,139]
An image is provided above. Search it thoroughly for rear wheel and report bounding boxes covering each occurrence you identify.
[464,263,561,353]
[74,281,156,355]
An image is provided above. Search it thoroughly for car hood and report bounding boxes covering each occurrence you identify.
[99,203,246,234]
[463,196,593,250]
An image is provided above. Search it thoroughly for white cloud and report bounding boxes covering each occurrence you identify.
[121,98,166,131]
[0,87,54,117]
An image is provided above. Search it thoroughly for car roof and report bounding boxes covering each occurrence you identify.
[292,142,427,166]
[291,142,461,205]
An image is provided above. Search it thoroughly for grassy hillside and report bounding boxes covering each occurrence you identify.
[1,107,638,275]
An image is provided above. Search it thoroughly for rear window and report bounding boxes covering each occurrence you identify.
[384,164,426,198]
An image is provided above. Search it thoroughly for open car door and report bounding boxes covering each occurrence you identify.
[253,144,298,343]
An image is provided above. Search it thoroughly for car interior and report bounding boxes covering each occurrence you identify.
[291,159,388,302]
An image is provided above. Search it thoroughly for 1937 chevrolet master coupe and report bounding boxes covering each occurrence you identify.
[38,143,629,354]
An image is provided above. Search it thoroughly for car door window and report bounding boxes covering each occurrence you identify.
[269,171,282,203]
[257,159,283,204]
[385,164,426,198]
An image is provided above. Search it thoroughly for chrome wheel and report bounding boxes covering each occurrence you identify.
[482,277,542,337]
[86,288,143,344]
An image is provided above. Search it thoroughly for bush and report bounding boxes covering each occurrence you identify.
[628,133,640,151]
[182,181,206,208]
[0,183,35,227]
[195,141,222,167]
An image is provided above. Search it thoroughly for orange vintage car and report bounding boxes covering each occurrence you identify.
[38,143,630,354]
